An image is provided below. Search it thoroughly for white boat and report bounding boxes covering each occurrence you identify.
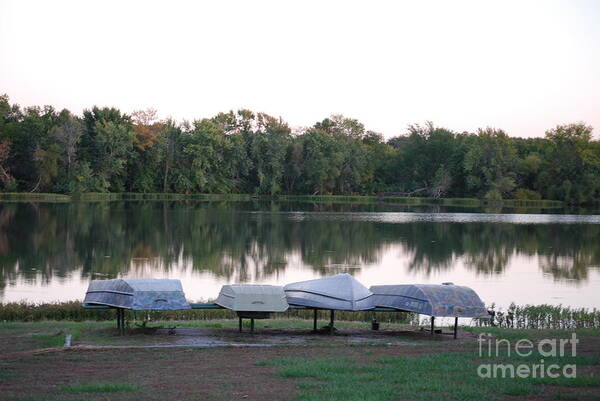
[215,284,289,313]
[284,273,373,311]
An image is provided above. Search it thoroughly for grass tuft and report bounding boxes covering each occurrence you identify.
[62,382,140,394]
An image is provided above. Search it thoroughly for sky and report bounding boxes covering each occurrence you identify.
[1,0,599,138]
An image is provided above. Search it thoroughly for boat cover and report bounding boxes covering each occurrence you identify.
[83,279,191,310]
[284,273,373,311]
[369,284,488,318]
[215,284,289,312]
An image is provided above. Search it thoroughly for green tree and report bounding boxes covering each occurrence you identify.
[388,122,459,196]
[80,107,133,191]
[126,109,163,192]
[540,123,599,203]
[298,127,343,195]
[184,118,233,193]
[0,140,15,190]
[463,128,518,199]
[247,113,291,195]
[0,93,599,204]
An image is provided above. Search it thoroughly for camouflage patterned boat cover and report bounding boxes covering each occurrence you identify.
[369,284,488,318]
[84,279,191,310]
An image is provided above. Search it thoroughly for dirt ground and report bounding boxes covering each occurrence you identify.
[80,325,462,348]
[0,327,474,401]
[1,324,599,401]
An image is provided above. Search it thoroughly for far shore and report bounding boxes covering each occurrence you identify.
[0,192,570,209]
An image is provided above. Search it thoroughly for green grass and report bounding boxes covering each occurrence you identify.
[0,321,116,350]
[553,393,583,400]
[265,355,598,401]
[2,322,599,401]
[25,321,106,348]
[172,318,412,330]
[61,382,140,393]
[0,371,23,380]
[482,303,600,330]
[6,300,600,330]
[0,319,418,349]
[0,301,414,323]
[466,326,600,340]
[276,194,565,208]
[0,191,567,208]
[0,192,71,202]
[30,332,68,348]
[3,397,65,401]
[256,339,600,401]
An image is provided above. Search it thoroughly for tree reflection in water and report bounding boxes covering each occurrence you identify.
[0,201,599,297]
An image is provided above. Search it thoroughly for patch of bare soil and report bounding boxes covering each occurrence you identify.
[0,342,466,401]
[1,327,598,401]
[0,328,476,401]
[0,327,64,354]
[78,326,478,348]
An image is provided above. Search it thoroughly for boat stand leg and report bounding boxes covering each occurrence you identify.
[239,317,243,333]
[430,316,435,335]
[329,310,334,335]
[120,309,126,336]
[250,318,255,334]
[116,309,122,336]
[313,309,318,333]
[453,317,458,339]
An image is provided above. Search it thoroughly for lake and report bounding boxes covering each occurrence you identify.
[1,200,599,311]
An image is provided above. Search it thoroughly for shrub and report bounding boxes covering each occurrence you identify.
[514,188,542,200]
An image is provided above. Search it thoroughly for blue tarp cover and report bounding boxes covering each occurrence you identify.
[84,279,190,310]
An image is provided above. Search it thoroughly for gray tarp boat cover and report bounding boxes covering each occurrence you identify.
[83,279,191,310]
[284,273,373,311]
[216,284,289,312]
[369,284,488,318]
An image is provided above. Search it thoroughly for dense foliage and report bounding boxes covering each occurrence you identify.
[1,95,599,204]
[2,300,599,329]
[486,303,600,329]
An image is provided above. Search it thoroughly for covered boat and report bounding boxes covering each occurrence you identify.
[83,278,191,310]
[369,283,488,318]
[284,273,373,311]
[216,284,289,333]
[215,284,289,313]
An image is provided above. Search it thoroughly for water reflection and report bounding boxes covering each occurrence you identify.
[0,201,599,300]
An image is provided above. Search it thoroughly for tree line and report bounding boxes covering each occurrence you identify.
[1,94,599,204]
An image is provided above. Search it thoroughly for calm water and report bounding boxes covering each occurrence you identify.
[1,201,599,310]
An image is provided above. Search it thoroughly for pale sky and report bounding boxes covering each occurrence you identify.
[1,0,599,138]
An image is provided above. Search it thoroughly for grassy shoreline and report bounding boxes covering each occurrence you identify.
[0,301,414,324]
[0,192,566,208]
[2,301,600,330]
